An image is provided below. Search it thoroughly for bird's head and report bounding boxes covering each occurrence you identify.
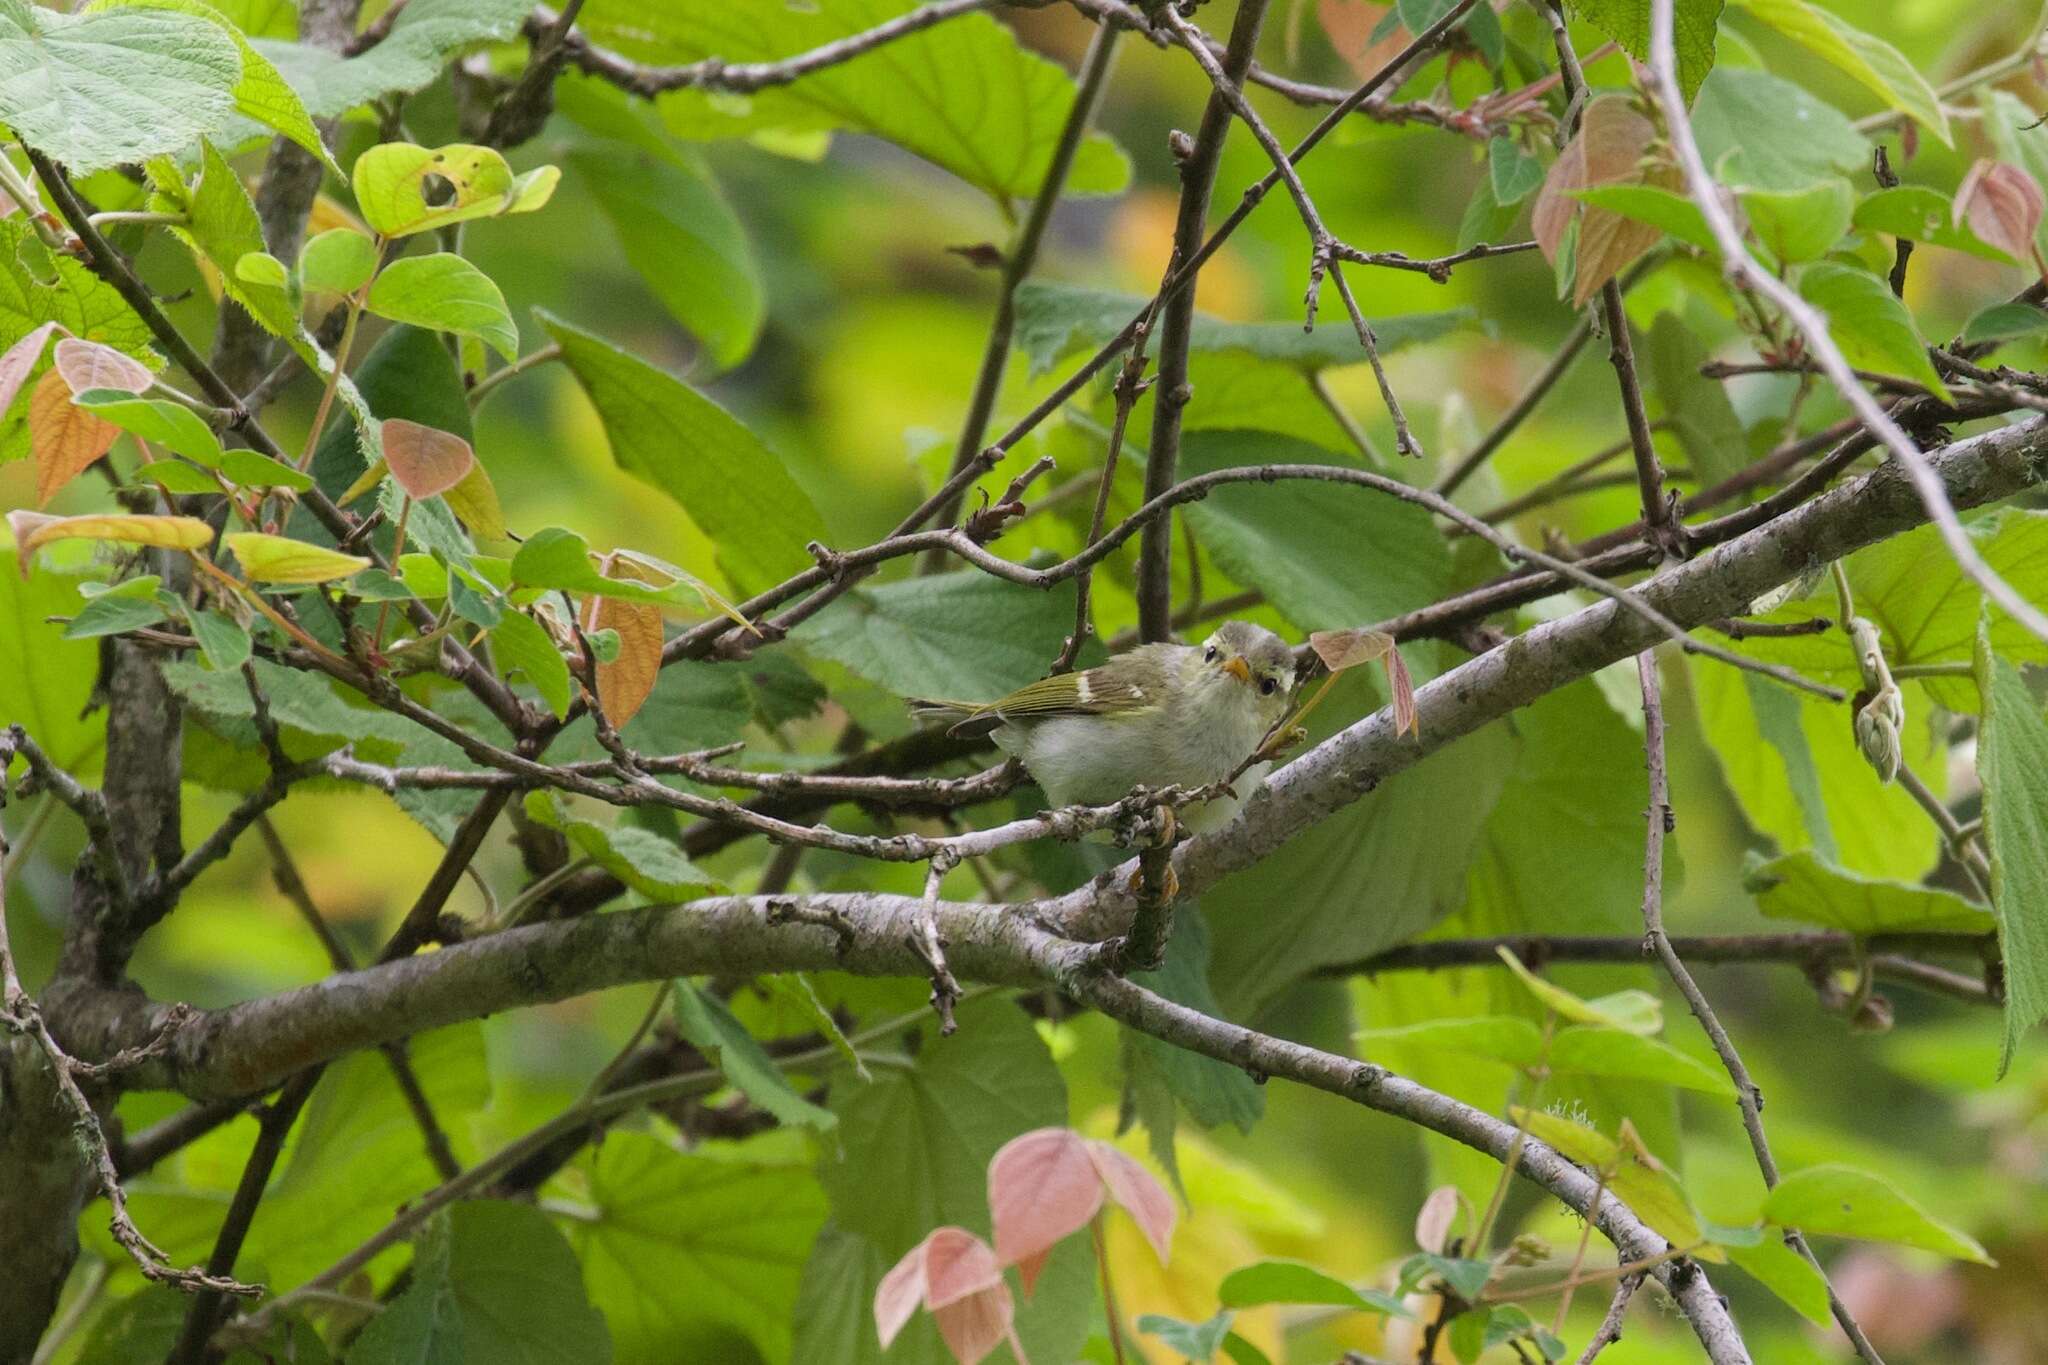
[1197,620,1298,725]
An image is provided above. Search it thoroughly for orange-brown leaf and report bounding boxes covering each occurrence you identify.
[1532,97,1666,307]
[31,369,120,504]
[592,594,662,728]
[382,417,476,500]
[1317,0,1410,82]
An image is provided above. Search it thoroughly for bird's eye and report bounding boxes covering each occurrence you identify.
[1260,677,1278,696]
[1204,645,1218,662]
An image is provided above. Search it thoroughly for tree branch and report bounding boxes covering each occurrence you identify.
[1137,0,1270,642]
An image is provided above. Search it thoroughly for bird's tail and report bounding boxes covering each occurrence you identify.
[907,698,1002,737]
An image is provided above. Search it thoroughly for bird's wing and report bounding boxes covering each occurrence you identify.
[978,664,1162,720]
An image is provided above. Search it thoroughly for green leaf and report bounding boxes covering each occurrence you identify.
[1495,947,1663,1034]
[1217,1259,1413,1317]
[0,218,155,369]
[70,390,226,466]
[1512,1108,1707,1251]
[0,0,240,173]
[358,1202,612,1365]
[1179,430,1453,631]
[578,0,1130,203]
[490,611,572,718]
[1742,178,1854,263]
[65,581,171,638]
[1722,511,2048,712]
[255,0,533,119]
[1737,0,1950,145]
[570,146,764,372]
[1570,0,1723,100]
[224,531,368,583]
[1488,135,1543,206]
[1728,1237,1832,1325]
[1571,183,1720,254]
[244,1024,488,1287]
[1797,262,1948,398]
[509,525,734,616]
[179,603,252,670]
[670,979,836,1129]
[1548,1027,1738,1096]
[1131,906,1265,1133]
[366,253,519,362]
[1210,707,1511,1016]
[1013,282,1473,378]
[1690,67,1867,191]
[301,227,378,295]
[1745,849,1993,935]
[1645,312,1747,488]
[1976,623,2048,1076]
[220,447,312,491]
[798,570,1078,702]
[171,140,299,340]
[1960,301,2048,345]
[522,791,723,900]
[1854,186,2020,265]
[94,0,334,172]
[1761,1164,1993,1262]
[544,312,828,595]
[1137,1311,1235,1364]
[570,1134,825,1361]
[351,142,558,239]
[1356,1015,1545,1066]
[0,558,106,772]
[759,972,870,1081]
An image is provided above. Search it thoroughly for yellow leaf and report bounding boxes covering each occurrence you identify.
[9,509,213,575]
[224,531,370,584]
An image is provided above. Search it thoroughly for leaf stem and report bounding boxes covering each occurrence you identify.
[1092,1213,1128,1365]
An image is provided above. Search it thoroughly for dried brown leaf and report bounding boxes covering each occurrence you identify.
[592,594,662,728]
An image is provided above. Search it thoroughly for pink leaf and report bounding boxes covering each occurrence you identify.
[875,1228,1015,1364]
[53,337,151,397]
[1415,1185,1460,1255]
[923,1227,1006,1310]
[988,1127,1104,1291]
[1956,159,2044,264]
[875,1239,928,1349]
[931,1283,1016,1365]
[0,321,62,419]
[1088,1143,1176,1267]
[383,417,477,500]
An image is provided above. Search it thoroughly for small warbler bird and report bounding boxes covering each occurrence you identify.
[914,621,1299,834]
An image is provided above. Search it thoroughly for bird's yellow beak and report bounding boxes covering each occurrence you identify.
[1221,655,1252,684]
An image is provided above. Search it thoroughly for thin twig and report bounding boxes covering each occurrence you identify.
[925,19,1124,557]
[1634,648,1888,1364]
[1573,1273,1642,1364]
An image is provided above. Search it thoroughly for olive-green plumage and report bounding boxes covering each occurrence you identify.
[913,621,1298,832]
